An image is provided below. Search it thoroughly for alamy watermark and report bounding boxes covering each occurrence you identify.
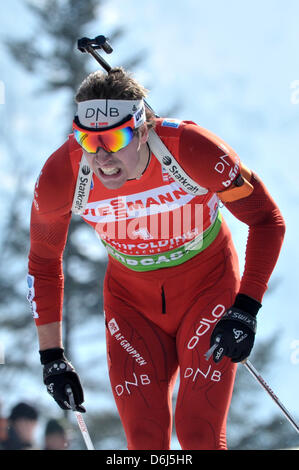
[0,81,5,105]
[93,202,204,244]
[290,80,299,104]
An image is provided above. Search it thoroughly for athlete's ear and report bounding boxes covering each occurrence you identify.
[138,123,149,144]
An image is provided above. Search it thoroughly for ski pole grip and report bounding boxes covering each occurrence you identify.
[204,335,221,361]
[66,385,76,410]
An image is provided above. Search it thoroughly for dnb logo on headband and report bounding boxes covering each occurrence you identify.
[85,103,120,121]
[77,99,145,129]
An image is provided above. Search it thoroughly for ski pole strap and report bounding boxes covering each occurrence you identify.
[220,308,257,333]
[147,129,208,196]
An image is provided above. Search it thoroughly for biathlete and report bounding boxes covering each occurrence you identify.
[27,67,285,450]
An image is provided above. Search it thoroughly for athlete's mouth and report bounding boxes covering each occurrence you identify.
[99,167,121,176]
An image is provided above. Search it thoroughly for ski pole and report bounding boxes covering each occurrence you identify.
[242,359,299,434]
[205,341,299,434]
[66,386,95,450]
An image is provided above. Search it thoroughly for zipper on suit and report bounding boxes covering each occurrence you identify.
[161,286,166,314]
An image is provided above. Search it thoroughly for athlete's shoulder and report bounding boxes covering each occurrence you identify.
[155,118,253,200]
[153,118,194,159]
[33,136,80,217]
[176,121,240,192]
[154,117,223,150]
[154,117,190,137]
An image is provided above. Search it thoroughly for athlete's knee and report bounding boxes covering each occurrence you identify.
[175,415,227,450]
[125,419,171,450]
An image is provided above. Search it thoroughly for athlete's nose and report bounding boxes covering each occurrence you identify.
[94,148,113,164]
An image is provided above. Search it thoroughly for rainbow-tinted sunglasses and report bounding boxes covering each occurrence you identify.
[73,115,137,154]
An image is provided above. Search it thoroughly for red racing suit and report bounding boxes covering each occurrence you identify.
[28,118,285,449]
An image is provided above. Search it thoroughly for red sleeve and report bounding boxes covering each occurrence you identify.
[28,139,76,325]
[179,123,286,303]
[178,123,241,192]
[224,172,285,302]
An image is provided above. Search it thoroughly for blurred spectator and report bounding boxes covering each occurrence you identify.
[0,415,7,443]
[0,402,39,450]
[44,418,69,450]
[0,401,8,445]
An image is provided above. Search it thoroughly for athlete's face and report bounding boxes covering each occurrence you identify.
[83,125,149,190]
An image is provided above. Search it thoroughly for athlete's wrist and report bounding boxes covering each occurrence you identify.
[39,347,66,365]
[233,293,262,317]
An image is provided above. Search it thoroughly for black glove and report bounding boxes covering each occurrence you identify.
[40,348,86,412]
[210,294,261,363]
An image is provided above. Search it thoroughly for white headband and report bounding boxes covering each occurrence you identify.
[76,99,145,129]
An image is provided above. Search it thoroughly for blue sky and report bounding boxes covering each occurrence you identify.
[1,0,299,447]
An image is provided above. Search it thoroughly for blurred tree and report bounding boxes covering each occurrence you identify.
[0,168,39,389]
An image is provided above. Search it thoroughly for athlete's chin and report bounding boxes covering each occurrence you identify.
[101,179,126,189]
